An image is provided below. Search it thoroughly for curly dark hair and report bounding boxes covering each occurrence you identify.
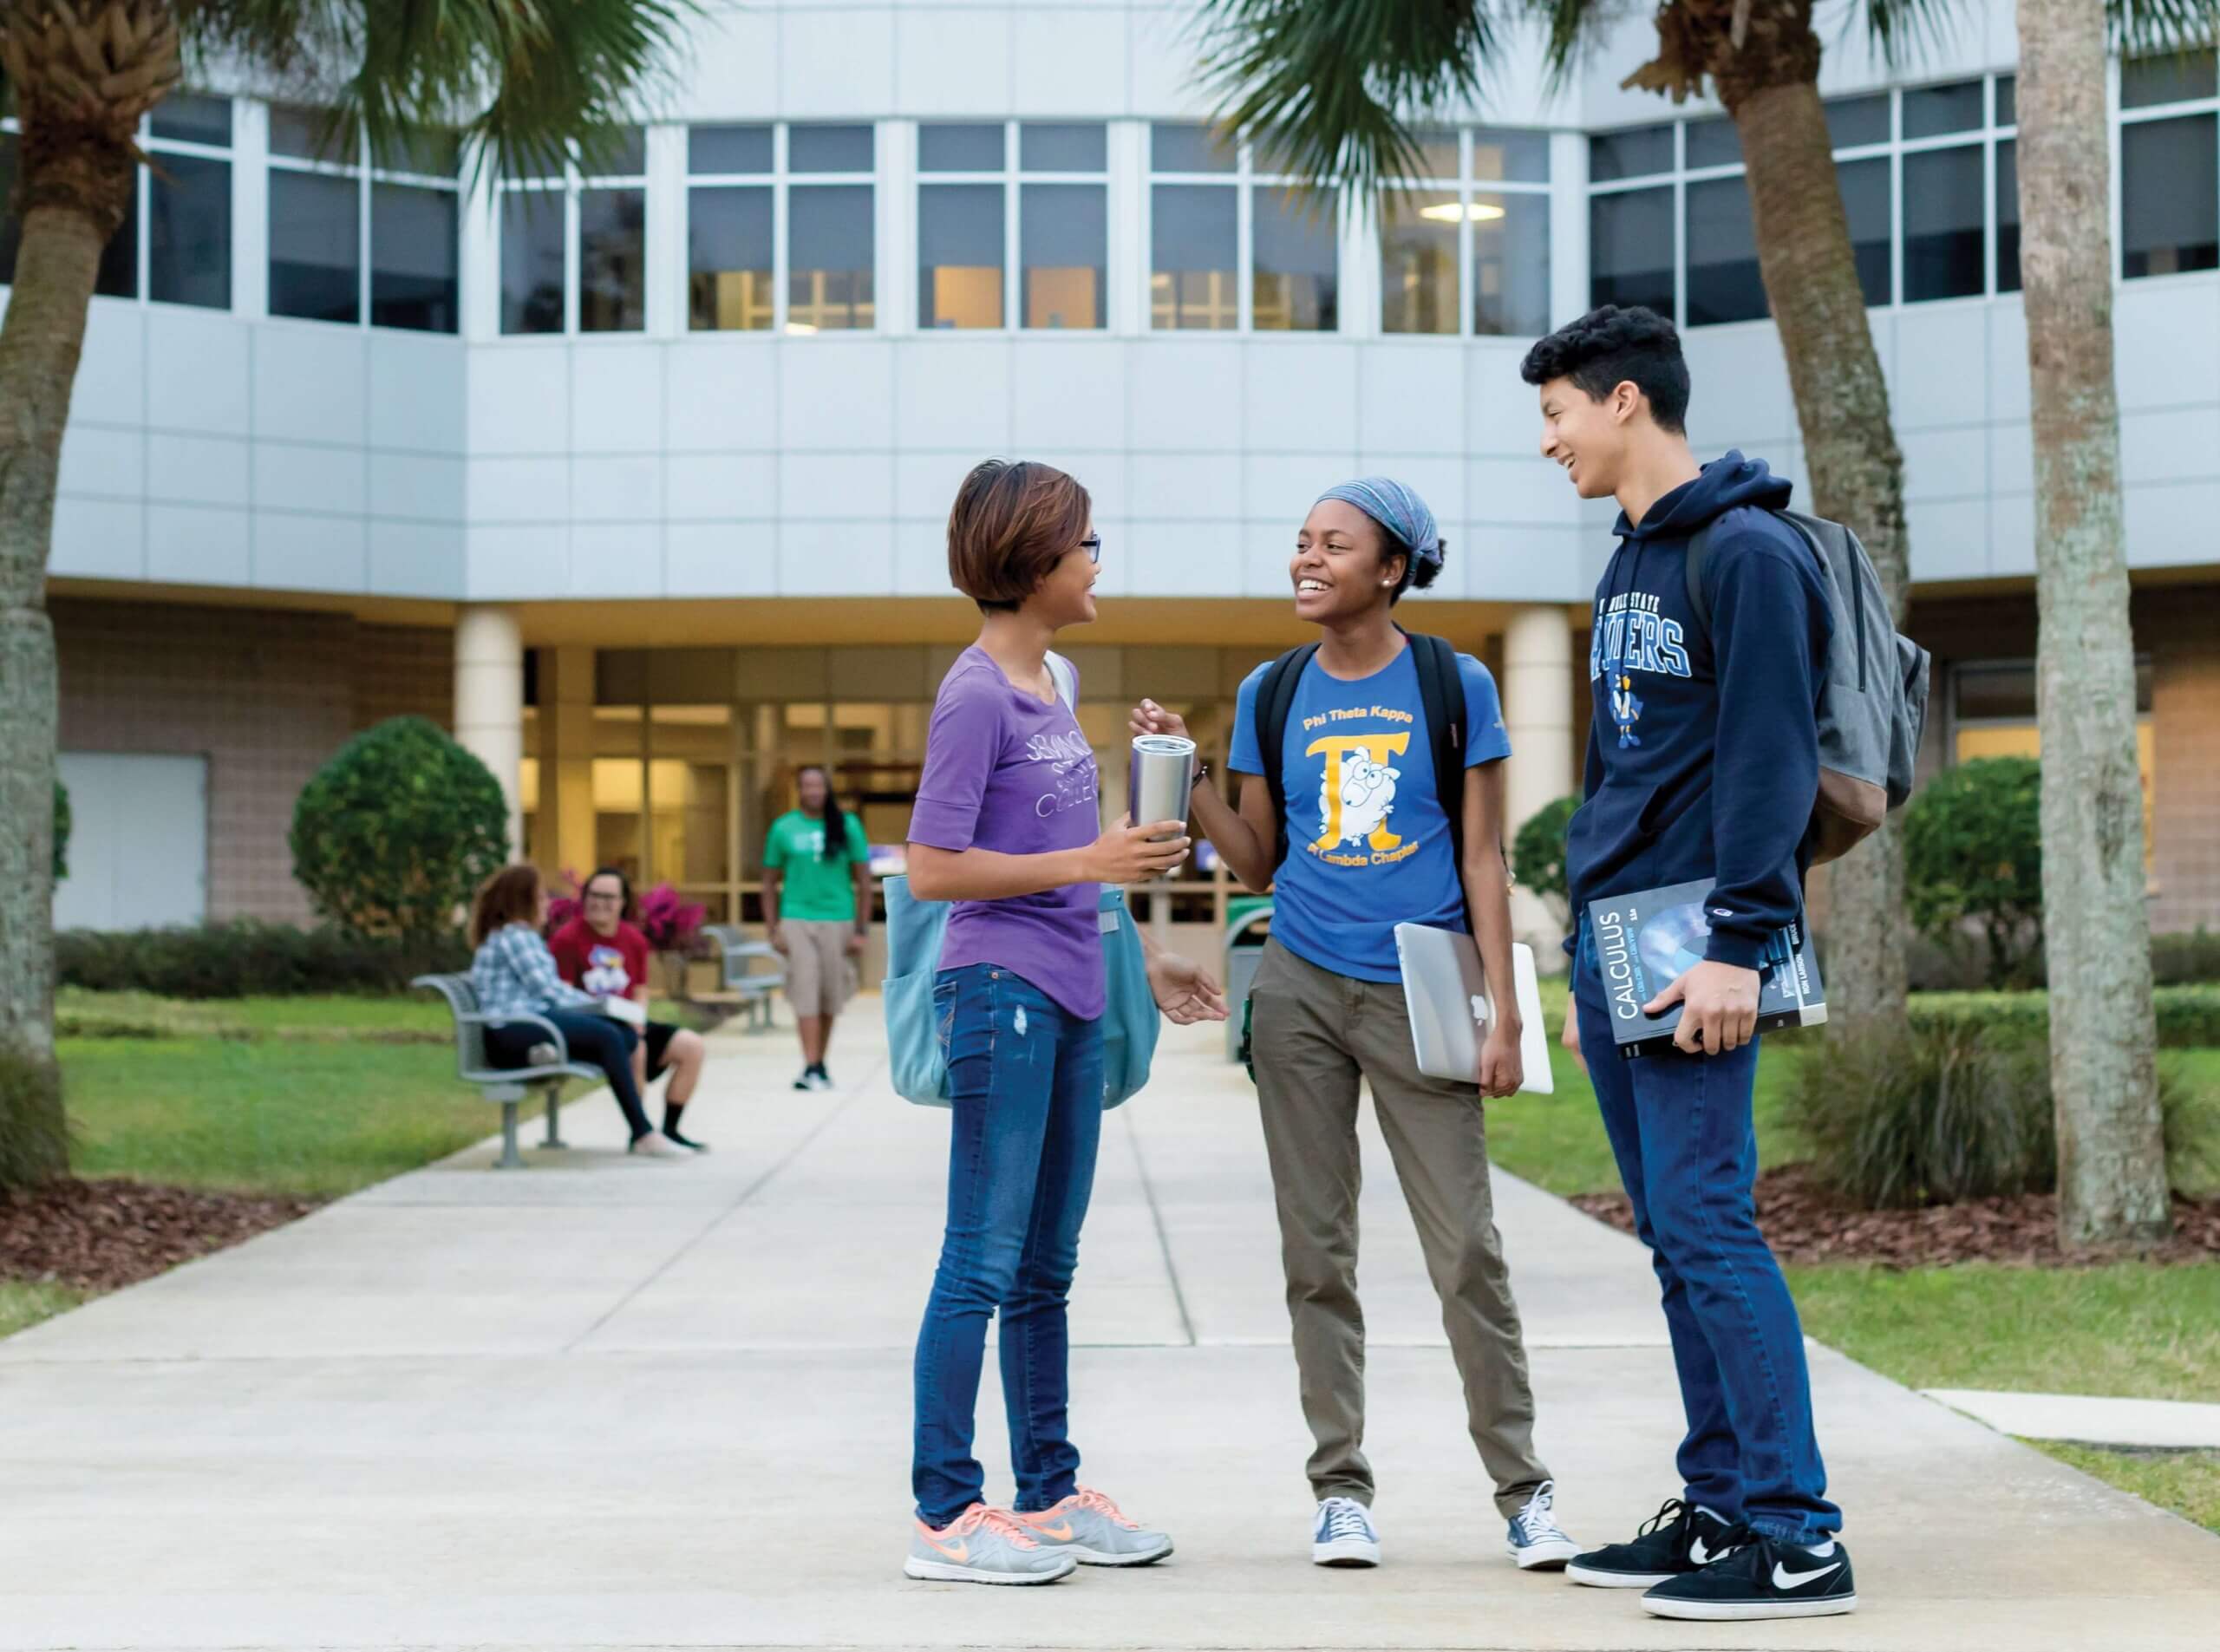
[1519,305,1690,435]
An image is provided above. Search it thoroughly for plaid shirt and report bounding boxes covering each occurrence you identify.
[471,923,597,1025]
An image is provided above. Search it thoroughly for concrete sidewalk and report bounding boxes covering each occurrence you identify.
[1,1015,2214,1650]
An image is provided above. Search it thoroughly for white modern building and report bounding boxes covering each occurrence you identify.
[15,2,2217,944]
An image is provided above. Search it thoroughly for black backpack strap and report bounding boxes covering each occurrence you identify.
[1683,521,1714,637]
[1257,643,1317,872]
[1405,630,1470,871]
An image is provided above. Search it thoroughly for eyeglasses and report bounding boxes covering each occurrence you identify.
[1081,533,1102,565]
[584,891,624,904]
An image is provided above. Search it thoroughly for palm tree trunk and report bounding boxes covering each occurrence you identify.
[0,199,106,1186]
[2014,0,2169,1247]
[1729,75,1911,1029]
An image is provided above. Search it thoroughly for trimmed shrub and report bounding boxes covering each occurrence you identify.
[290,717,507,942]
[1903,755,2044,989]
[52,779,69,883]
[2152,928,2220,987]
[1791,1019,2212,1209]
[1910,985,2220,1051]
[1512,794,1578,923]
[56,921,471,1000]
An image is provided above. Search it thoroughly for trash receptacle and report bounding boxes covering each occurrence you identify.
[1224,901,1273,1061]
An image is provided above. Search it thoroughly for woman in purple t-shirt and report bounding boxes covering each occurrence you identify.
[900,460,1226,1586]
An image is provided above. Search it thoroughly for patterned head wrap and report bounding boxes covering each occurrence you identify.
[1314,477,1445,578]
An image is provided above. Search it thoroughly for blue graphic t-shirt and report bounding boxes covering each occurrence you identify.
[1229,644,1512,983]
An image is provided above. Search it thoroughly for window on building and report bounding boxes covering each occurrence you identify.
[500,190,565,334]
[1684,174,1766,325]
[1381,127,1551,336]
[1642,77,2028,327]
[1995,139,2022,294]
[919,124,1006,329]
[1251,182,1337,331]
[2121,113,2219,279]
[579,129,646,332]
[787,124,875,332]
[1903,145,1985,302]
[1022,179,1107,329]
[1590,186,1674,316]
[687,124,772,331]
[272,106,458,330]
[5,94,234,305]
[268,109,361,322]
[1149,123,1337,332]
[147,94,232,309]
[497,126,648,335]
[1151,179,1237,330]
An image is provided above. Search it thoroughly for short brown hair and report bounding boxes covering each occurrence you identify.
[946,460,1091,611]
[470,864,544,947]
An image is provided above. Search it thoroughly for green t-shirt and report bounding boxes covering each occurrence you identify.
[766,810,871,923]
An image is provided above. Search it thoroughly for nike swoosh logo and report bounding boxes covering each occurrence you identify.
[1028,1521,1074,1541]
[1773,1558,1844,1590]
[1689,1538,1719,1565]
[927,1538,970,1562]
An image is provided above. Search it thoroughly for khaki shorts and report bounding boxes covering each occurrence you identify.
[783,919,857,1017]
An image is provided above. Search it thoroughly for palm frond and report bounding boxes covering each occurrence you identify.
[175,0,697,186]
[2106,0,2220,56]
[1863,0,2218,64]
[1192,0,1512,209]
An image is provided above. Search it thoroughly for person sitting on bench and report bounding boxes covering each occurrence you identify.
[549,865,710,1152]
[467,865,685,1159]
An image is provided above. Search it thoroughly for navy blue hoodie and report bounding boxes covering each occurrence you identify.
[1565,452,1833,970]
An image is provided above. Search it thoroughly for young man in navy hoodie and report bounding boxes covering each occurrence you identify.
[1520,306,1855,1623]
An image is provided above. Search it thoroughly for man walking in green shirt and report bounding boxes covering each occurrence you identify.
[764,764,874,1091]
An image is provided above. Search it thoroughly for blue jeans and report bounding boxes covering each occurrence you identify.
[486,1010,652,1142]
[1572,924,1841,1543]
[911,964,1106,1527]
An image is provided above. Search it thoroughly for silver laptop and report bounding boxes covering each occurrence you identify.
[1392,924,1554,1096]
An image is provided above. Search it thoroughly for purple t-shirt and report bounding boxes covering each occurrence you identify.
[908,645,1105,1020]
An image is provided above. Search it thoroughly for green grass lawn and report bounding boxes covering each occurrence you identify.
[2,991,583,1344]
[2040,1446,2220,1535]
[58,1035,505,1200]
[0,1280,86,1340]
[55,987,451,1041]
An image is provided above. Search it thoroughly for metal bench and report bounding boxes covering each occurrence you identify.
[413,974,601,1169]
[698,924,787,1032]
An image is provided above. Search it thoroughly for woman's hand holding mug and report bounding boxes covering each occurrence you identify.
[1086,813,1190,884]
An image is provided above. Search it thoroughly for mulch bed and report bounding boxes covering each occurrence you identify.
[1570,1163,2220,1268]
[0,1179,318,1294]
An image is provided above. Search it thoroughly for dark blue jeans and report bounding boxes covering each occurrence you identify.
[911,963,1106,1527]
[486,1010,652,1142]
[1572,924,1841,1543]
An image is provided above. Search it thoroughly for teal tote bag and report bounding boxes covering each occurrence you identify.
[882,877,1158,1110]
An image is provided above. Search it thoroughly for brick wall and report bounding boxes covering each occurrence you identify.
[52,598,454,924]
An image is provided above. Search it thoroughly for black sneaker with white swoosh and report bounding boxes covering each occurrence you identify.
[1639,1526,1857,1621]
[1564,1499,1734,1588]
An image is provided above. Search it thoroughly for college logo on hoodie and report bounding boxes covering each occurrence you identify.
[1590,590,1692,748]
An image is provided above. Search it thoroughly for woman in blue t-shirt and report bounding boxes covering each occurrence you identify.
[1129,478,1577,1573]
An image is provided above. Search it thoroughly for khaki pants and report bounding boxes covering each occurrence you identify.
[1250,938,1551,1518]
[783,919,856,1017]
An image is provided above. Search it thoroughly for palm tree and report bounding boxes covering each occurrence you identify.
[0,0,692,1187]
[2012,3,2171,1247]
[1194,0,2217,1049]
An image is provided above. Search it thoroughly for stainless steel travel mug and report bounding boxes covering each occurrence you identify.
[1128,734,1197,849]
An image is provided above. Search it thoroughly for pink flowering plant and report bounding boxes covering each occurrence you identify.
[637,884,708,955]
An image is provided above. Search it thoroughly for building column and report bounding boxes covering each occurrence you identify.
[1503,603,1577,953]
[536,644,600,882]
[453,604,524,858]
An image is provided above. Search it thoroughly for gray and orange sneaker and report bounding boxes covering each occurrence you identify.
[1016,1486,1174,1566]
[903,1503,1077,1586]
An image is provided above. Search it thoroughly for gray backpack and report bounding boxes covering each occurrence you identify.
[1686,510,1930,866]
